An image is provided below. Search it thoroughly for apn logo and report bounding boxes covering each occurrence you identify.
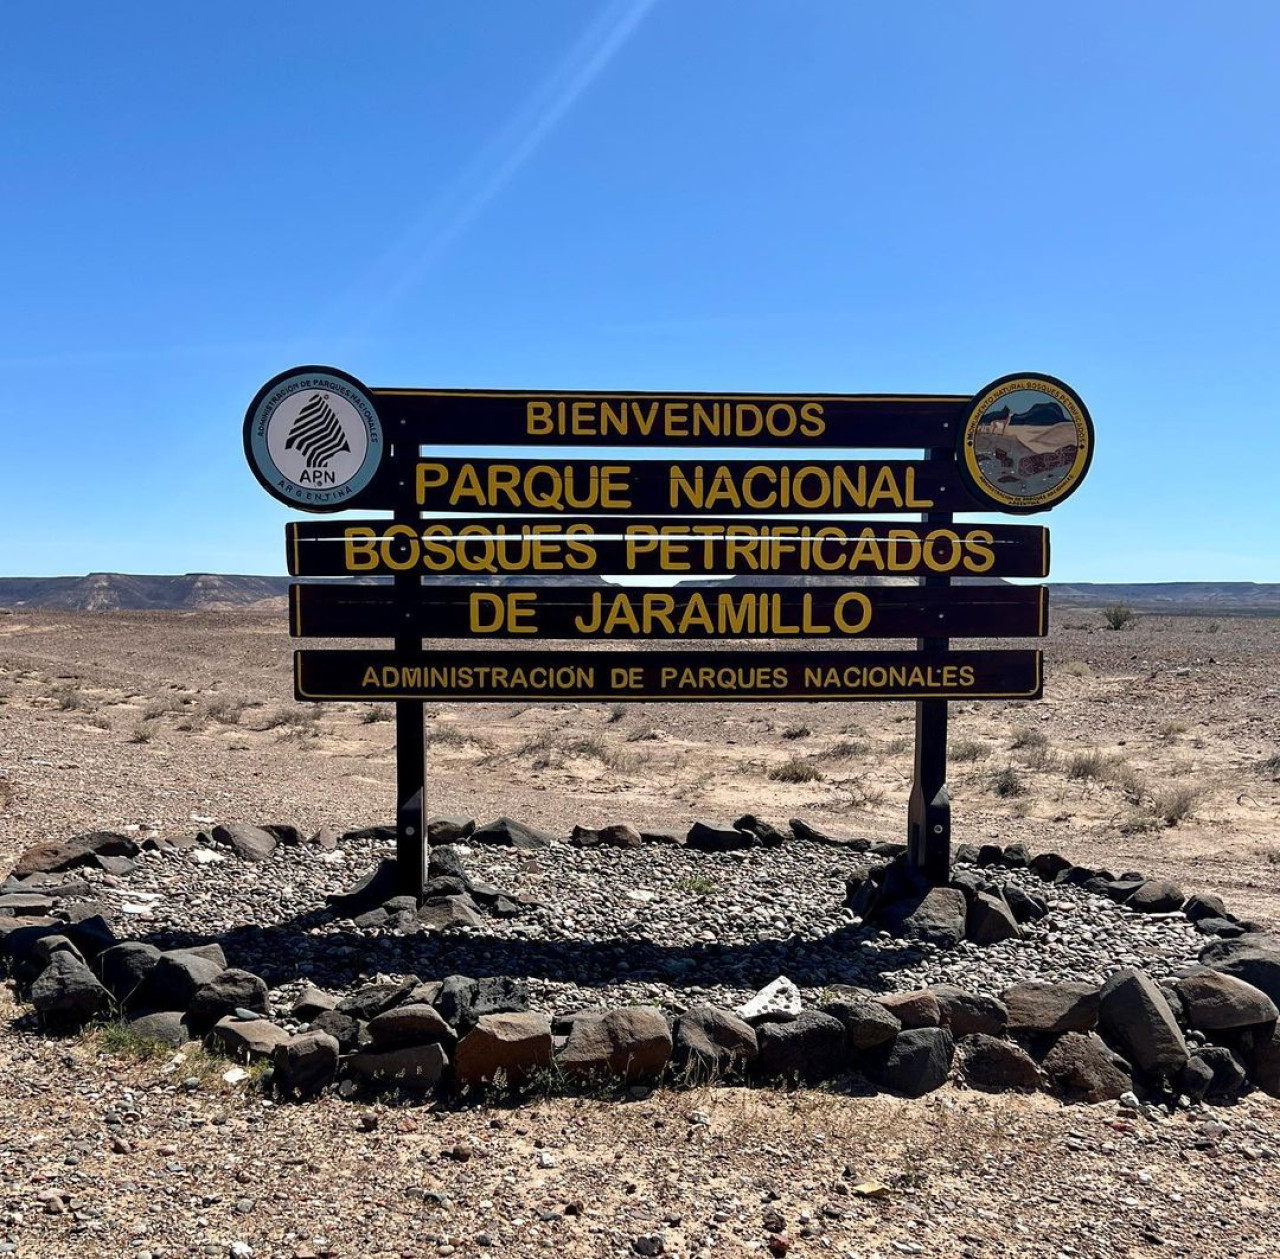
[284,394,351,479]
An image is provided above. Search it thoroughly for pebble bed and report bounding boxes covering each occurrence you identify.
[61,825,1206,1019]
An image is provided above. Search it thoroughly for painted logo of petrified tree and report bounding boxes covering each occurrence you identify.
[284,393,352,470]
[972,388,1079,499]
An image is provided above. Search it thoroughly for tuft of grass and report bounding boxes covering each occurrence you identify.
[1154,784,1200,827]
[1119,812,1162,835]
[782,724,811,740]
[1067,748,1108,781]
[91,1022,175,1062]
[884,736,912,755]
[989,764,1026,798]
[951,738,989,762]
[625,726,663,743]
[1061,660,1094,678]
[1158,720,1189,743]
[824,738,870,761]
[1103,758,1147,804]
[361,705,395,724]
[1253,844,1280,867]
[53,684,90,711]
[1257,752,1280,780]
[1010,727,1048,750]
[677,875,717,896]
[606,703,627,724]
[142,695,184,721]
[1103,604,1137,631]
[0,776,14,809]
[768,757,824,784]
[203,694,246,726]
[127,720,157,744]
[429,723,479,747]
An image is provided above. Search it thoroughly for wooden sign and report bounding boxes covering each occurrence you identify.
[242,363,1093,898]
[289,583,1048,641]
[411,457,977,515]
[295,648,1043,703]
[287,518,1050,579]
[371,386,968,448]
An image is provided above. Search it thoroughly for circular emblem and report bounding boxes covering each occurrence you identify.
[957,373,1094,512]
[243,366,383,511]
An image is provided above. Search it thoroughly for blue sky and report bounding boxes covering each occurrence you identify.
[1,1,1277,581]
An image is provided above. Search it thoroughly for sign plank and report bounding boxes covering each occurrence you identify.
[374,388,967,449]
[289,583,1048,641]
[294,648,1042,702]
[287,518,1049,579]
[410,457,979,515]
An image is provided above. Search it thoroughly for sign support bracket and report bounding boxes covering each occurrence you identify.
[907,446,952,884]
[392,439,428,902]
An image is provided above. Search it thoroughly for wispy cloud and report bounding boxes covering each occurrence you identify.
[337,0,658,336]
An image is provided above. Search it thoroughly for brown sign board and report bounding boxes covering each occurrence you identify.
[289,583,1048,641]
[411,457,980,515]
[295,648,1043,703]
[371,387,968,448]
[287,518,1050,579]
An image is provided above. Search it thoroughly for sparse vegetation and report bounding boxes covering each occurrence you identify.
[677,875,717,896]
[90,1022,174,1062]
[429,723,480,747]
[951,738,989,762]
[142,694,184,720]
[53,684,90,711]
[1061,660,1094,678]
[782,724,811,740]
[990,764,1026,797]
[361,705,395,724]
[1103,603,1137,631]
[884,736,912,755]
[127,720,157,744]
[768,757,824,784]
[1102,758,1147,804]
[0,776,13,809]
[1119,811,1162,835]
[1154,783,1200,826]
[606,703,627,724]
[1067,748,1107,780]
[1010,727,1047,750]
[823,737,870,760]
[1257,752,1280,779]
[1158,719,1189,742]
[203,694,246,725]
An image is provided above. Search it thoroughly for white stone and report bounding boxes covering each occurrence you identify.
[192,848,224,865]
[735,976,801,1021]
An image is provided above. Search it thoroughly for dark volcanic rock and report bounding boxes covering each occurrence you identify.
[1029,852,1072,881]
[31,953,111,1027]
[454,1012,553,1086]
[349,1043,449,1089]
[877,991,941,1030]
[865,1028,954,1097]
[1003,982,1099,1036]
[1183,892,1231,924]
[186,969,270,1035]
[95,942,162,1006]
[1098,969,1188,1076]
[337,979,416,1023]
[1174,970,1279,1030]
[1127,879,1185,914]
[310,1009,362,1052]
[273,1030,340,1097]
[366,1004,455,1049]
[754,1011,846,1082]
[470,817,555,850]
[878,887,967,948]
[958,1034,1040,1090]
[134,950,224,1013]
[1186,1046,1247,1100]
[11,831,139,877]
[930,986,1009,1039]
[1205,946,1280,1008]
[966,892,1020,944]
[686,821,756,853]
[733,815,789,847]
[558,1007,672,1082]
[1042,1032,1132,1103]
[417,895,484,930]
[427,816,475,845]
[127,1010,191,1048]
[211,823,277,862]
[821,998,901,1051]
[1001,884,1048,924]
[673,1006,758,1079]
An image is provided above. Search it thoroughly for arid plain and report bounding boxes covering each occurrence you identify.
[1,606,1279,1258]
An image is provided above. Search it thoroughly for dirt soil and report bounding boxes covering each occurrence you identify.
[1,608,1279,1258]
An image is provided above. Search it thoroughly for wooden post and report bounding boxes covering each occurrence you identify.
[392,436,427,902]
[907,446,952,884]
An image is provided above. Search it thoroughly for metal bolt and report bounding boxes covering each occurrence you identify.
[932,824,944,834]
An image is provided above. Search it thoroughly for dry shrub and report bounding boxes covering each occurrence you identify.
[990,765,1026,797]
[0,777,13,809]
[782,724,811,740]
[824,737,870,761]
[606,703,627,724]
[1255,752,1280,780]
[1154,784,1200,826]
[1067,749,1108,781]
[1158,719,1189,743]
[1103,759,1147,804]
[1103,604,1137,630]
[1061,660,1093,678]
[768,757,824,784]
[361,705,395,724]
[127,720,157,744]
[53,684,90,711]
[204,694,246,726]
[1010,727,1047,750]
[142,695,184,721]
[951,739,989,762]
[884,736,912,755]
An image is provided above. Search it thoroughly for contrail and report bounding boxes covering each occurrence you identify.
[339,0,659,335]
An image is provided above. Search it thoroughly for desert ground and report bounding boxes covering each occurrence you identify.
[1,606,1279,1258]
